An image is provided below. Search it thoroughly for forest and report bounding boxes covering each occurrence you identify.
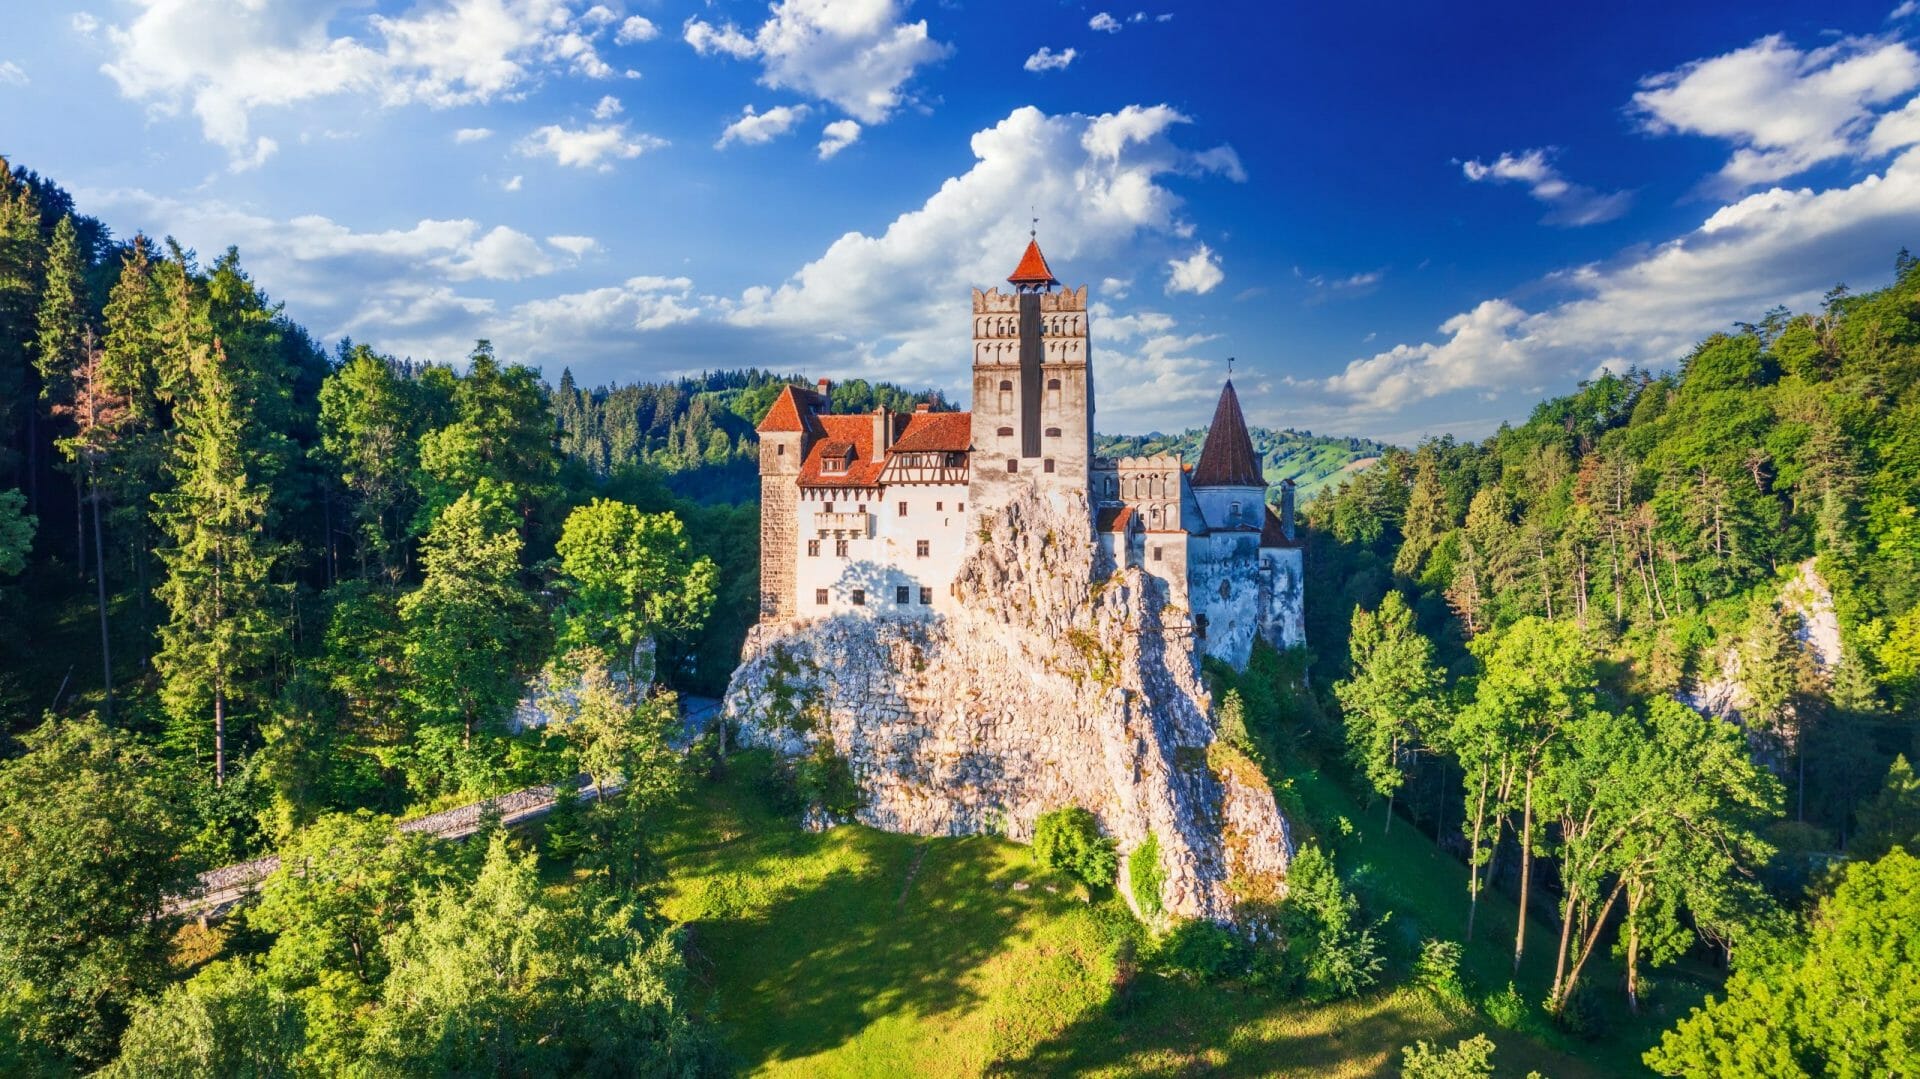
[1,150,1916,1076]
[1300,254,1920,1073]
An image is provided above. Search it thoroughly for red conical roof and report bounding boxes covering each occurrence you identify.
[1192,379,1266,488]
[1007,239,1059,289]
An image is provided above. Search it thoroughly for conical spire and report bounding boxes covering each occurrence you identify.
[1007,238,1059,290]
[1192,379,1265,488]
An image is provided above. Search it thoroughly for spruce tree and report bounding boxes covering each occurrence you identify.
[0,160,45,493]
[153,316,281,784]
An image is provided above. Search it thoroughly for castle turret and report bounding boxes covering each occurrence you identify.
[968,236,1093,515]
[756,384,822,619]
[1191,379,1265,532]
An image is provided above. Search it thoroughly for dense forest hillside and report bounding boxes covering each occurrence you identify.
[1097,427,1389,502]
[1299,255,1920,1073]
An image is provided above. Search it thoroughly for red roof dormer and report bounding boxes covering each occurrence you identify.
[1007,239,1060,291]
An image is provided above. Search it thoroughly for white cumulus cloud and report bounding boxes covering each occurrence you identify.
[1165,244,1224,295]
[614,15,657,44]
[716,103,811,148]
[817,118,861,158]
[683,0,949,124]
[453,126,493,142]
[1632,33,1920,190]
[95,0,635,167]
[591,94,622,119]
[1461,148,1632,226]
[546,234,599,257]
[1090,12,1122,33]
[1024,47,1075,73]
[517,122,666,170]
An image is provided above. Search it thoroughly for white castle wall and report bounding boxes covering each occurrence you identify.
[791,481,972,621]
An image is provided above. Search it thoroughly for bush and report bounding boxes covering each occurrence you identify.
[794,741,862,822]
[1278,845,1384,1001]
[1032,807,1119,888]
[1551,979,1609,1041]
[1480,981,1533,1032]
[1151,919,1246,981]
[1399,1034,1496,1079]
[1413,937,1467,1001]
[1128,832,1165,917]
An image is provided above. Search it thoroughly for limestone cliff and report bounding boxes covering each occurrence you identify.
[722,489,1292,922]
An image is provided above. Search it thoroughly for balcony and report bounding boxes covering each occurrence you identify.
[814,511,872,535]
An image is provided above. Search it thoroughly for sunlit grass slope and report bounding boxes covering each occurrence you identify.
[654,753,1671,1077]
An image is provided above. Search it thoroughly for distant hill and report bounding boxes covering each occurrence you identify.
[556,369,1387,506]
[1096,427,1391,503]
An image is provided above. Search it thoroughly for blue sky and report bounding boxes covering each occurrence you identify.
[4,0,1920,442]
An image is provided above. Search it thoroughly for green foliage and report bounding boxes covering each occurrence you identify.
[1276,844,1386,1001]
[1399,1033,1497,1079]
[1480,982,1535,1032]
[794,739,864,823]
[1150,919,1245,981]
[1335,589,1446,807]
[1851,753,1920,861]
[1128,831,1165,917]
[0,718,198,1067]
[105,958,305,1079]
[1032,806,1120,888]
[554,498,718,670]
[1647,848,1920,1077]
[0,487,32,575]
[1414,937,1468,1001]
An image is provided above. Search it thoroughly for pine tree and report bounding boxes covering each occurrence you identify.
[0,160,45,493]
[34,215,89,570]
[153,324,281,785]
[53,331,128,718]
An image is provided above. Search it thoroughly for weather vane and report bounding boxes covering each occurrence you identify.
[1228,356,1236,376]
[1030,206,1038,240]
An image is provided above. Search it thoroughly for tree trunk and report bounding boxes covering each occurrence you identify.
[214,689,226,786]
[1513,766,1536,974]
[89,471,112,721]
[1625,881,1645,1014]
[1559,880,1625,1008]
[1466,765,1491,942]
[1551,876,1579,1005]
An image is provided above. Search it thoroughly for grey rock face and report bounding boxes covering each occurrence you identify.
[723,488,1292,922]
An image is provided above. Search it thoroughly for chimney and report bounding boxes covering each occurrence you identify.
[1280,478,1296,541]
[914,402,932,413]
[816,377,831,401]
[873,405,893,454]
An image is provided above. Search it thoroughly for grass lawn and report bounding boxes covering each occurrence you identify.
[653,752,1701,1077]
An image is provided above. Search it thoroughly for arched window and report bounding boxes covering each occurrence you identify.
[999,379,1013,391]
[1230,500,1242,525]
[1046,377,1061,390]
[1149,506,1162,529]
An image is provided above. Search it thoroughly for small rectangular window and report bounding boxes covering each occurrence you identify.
[1007,459,1018,473]
[919,587,932,604]
[835,539,849,557]
[958,503,964,513]
[1153,546,1163,562]
[1044,459,1055,473]
[851,589,866,606]
[916,540,930,557]
[825,502,834,514]
[807,540,820,557]
[896,585,910,604]
[815,589,828,605]
[935,501,943,511]
[777,444,786,455]
[898,501,907,516]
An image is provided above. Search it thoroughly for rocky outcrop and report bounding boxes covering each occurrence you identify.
[1684,558,1845,722]
[723,489,1293,922]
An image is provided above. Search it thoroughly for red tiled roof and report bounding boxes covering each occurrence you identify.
[1007,239,1060,288]
[1097,505,1137,533]
[1192,379,1265,488]
[888,410,973,453]
[758,385,824,435]
[799,415,886,487]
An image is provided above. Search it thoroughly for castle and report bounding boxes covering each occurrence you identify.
[753,239,1304,669]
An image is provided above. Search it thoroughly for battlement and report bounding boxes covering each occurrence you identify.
[971,285,1088,314]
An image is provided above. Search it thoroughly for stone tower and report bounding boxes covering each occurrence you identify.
[754,381,824,620]
[968,238,1093,515]
[1191,379,1266,532]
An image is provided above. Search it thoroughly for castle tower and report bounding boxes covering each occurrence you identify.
[755,382,825,619]
[1191,379,1266,532]
[968,237,1093,514]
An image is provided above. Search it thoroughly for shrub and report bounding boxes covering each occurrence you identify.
[1480,981,1533,1031]
[1413,937,1467,1001]
[1278,845,1384,1001]
[1032,807,1119,888]
[1151,919,1246,981]
[1551,979,1609,1041]
[794,741,862,822]
[1399,1034,1497,1079]
[1128,832,1165,917]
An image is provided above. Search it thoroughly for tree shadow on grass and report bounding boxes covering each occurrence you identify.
[657,767,1055,1069]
